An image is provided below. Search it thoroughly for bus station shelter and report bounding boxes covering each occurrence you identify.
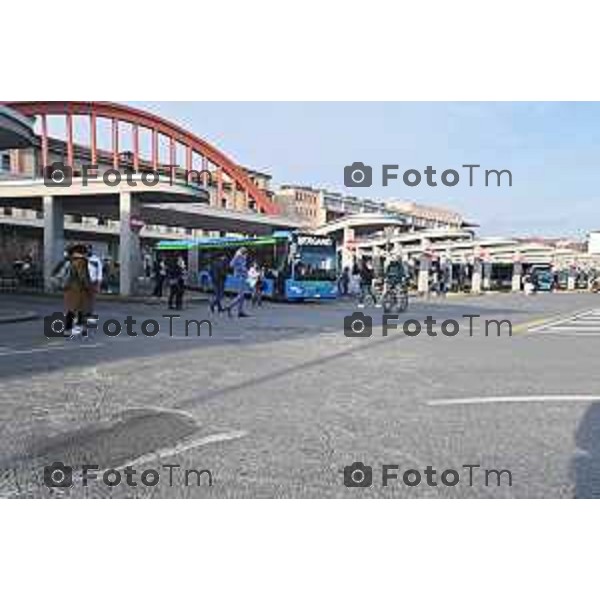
[0,176,300,295]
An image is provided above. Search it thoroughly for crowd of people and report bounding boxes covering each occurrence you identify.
[337,252,410,309]
[151,247,265,317]
[340,254,600,300]
[49,243,600,339]
[50,243,270,339]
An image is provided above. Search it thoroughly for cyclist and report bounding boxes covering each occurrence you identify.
[384,252,406,290]
[382,252,408,312]
[357,257,377,308]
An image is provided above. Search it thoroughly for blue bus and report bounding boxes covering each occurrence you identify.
[530,264,555,292]
[155,231,338,301]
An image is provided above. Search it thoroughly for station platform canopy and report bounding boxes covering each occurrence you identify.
[0,176,302,235]
[0,106,36,150]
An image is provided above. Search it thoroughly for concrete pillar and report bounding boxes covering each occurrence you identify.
[10,149,20,175]
[341,227,355,272]
[119,191,141,297]
[418,254,430,295]
[373,247,384,280]
[482,262,492,291]
[512,262,522,292]
[188,241,199,286]
[43,196,64,292]
[568,267,576,291]
[471,259,483,294]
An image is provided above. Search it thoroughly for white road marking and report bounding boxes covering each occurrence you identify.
[528,309,600,336]
[0,342,103,357]
[536,330,600,337]
[128,405,198,420]
[428,395,600,406]
[547,326,600,332]
[0,429,247,498]
[111,429,248,471]
[574,448,591,458]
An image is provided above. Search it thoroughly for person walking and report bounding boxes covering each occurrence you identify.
[53,244,93,337]
[209,253,228,314]
[101,259,111,293]
[438,258,451,297]
[357,257,377,308]
[166,256,185,310]
[339,266,350,297]
[248,262,264,307]
[226,247,250,318]
[153,257,167,298]
[86,245,103,310]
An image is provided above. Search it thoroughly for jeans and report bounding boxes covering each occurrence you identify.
[227,283,246,316]
[168,281,184,310]
[153,276,165,297]
[359,282,377,304]
[210,283,225,312]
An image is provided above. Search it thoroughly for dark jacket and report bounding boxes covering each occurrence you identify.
[359,261,374,285]
[166,260,184,285]
[385,259,405,285]
[210,256,228,288]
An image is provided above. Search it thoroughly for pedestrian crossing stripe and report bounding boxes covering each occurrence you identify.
[528,308,600,336]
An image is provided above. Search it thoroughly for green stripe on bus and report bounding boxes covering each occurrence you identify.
[157,239,276,250]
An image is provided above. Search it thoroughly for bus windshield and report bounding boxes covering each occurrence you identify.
[294,245,337,281]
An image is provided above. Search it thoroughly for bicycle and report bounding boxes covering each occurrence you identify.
[379,281,409,313]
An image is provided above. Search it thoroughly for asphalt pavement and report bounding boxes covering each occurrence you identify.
[1,291,600,498]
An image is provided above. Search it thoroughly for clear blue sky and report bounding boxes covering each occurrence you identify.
[127,102,600,238]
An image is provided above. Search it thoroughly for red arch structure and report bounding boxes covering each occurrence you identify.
[4,101,279,215]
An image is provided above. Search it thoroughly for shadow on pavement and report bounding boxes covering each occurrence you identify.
[573,402,600,498]
[0,293,532,382]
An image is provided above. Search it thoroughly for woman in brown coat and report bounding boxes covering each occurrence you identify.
[57,245,92,336]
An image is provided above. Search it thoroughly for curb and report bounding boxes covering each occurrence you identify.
[96,295,209,306]
[0,292,209,305]
[0,311,39,325]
